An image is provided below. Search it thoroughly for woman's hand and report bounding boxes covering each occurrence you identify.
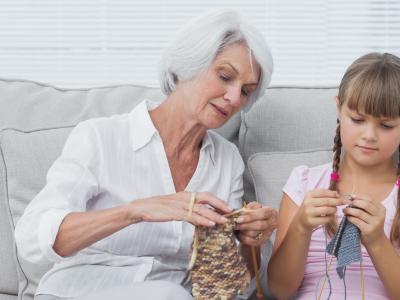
[294,189,344,233]
[234,202,278,246]
[343,194,386,248]
[130,191,233,227]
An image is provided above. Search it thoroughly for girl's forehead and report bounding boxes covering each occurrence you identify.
[344,104,400,121]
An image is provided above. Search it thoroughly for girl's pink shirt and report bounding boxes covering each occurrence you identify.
[283,163,399,300]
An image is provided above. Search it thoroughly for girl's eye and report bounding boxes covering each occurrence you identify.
[381,123,394,129]
[241,88,249,97]
[351,117,363,123]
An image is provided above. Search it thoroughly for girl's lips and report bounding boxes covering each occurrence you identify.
[356,145,378,151]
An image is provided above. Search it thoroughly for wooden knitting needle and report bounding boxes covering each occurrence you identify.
[243,202,264,299]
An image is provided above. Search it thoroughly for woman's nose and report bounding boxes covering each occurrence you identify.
[224,85,242,107]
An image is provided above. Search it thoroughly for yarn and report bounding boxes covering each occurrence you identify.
[326,216,362,278]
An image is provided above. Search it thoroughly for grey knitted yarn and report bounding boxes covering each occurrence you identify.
[326,217,362,278]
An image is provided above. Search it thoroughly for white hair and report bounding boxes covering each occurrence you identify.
[158,10,273,110]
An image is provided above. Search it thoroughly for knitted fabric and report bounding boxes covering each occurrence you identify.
[189,216,250,300]
[326,217,362,278]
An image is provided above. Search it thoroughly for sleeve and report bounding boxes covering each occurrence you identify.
[14,121,101,264]
[282,165,310,206]
[228,145,245,210]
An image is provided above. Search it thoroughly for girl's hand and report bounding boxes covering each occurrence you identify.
[234,202,278,246]
[129,191,233,227]
[295,189,344,232]
[343,194,386,247]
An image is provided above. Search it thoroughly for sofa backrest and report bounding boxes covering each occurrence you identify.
[239,86,338,212]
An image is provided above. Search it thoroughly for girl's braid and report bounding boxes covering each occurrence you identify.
[327,121,342,235]
[390,145,400,244]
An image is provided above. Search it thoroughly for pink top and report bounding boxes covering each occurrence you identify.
[283,163,399,300]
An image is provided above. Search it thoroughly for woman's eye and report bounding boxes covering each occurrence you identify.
[241,89,249,97]
[219,73,231,82]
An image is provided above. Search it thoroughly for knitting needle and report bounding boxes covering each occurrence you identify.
[243,202,264,299]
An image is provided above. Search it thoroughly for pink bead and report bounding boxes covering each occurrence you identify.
[396,178,400,187]
[330,172,340,182]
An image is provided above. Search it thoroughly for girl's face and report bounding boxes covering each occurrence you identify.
[178,43,260,129]
[338,101,400,167]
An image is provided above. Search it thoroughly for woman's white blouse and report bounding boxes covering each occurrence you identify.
[14,100,245,298]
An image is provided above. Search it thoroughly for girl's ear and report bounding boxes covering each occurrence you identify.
[334,96,340,111]
[334,96,341,120]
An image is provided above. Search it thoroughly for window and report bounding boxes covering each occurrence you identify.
[0,0,399,87]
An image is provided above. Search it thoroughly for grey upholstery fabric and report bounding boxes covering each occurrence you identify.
[0,146,19,295]
[239,87,338,202]
[0,294,18,300]
[248,149,332,211]
[1,127,72,300]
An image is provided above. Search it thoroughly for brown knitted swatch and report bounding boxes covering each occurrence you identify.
[189,216,250,300]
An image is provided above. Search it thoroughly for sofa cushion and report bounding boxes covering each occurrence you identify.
[239,87,338,202]
[1,127,72,300]
[248,149,332,212]
[0,148,19,295]
[0,78,242,300]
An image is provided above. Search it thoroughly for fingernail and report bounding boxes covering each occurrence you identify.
[209,221,216,226]
[221,216,228,222]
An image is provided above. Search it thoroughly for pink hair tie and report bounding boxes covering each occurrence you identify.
[396,178,400,187]
[330,172,340,182]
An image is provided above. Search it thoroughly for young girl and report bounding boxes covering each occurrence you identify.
[267,53,400,300]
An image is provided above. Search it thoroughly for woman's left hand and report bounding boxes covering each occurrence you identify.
[343,194,386,248]
[234,202,278,246]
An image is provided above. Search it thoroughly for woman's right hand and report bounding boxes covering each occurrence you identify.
[129,191,233,227]
[294,189,345,232]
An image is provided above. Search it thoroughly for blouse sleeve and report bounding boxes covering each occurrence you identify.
[14,121,101,264]
[282,165,310,206]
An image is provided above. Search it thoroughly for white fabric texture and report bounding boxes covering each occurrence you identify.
[14,100,245,298]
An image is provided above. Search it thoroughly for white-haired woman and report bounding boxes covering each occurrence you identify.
[15,10,276,300]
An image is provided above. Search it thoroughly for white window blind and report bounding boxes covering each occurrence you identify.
[0,0,399,88]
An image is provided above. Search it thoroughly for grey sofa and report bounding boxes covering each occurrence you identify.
[0,78,338,300]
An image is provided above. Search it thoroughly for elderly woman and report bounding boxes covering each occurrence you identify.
[15,10,276,300]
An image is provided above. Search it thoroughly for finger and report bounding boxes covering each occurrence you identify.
[346,215,367,231]
[236,207,277,224]
[186,211,216,227]
[344,207,372,224]
[308,216,333,227]
[236,232,264,246]
[235,219,275,231]
[350,196,379,212]
[308,197,346,207]
[245,201,262,209]
[310,206,337,217]
[194,204,228,225]
[308,189,339,198]
[196,192,232,213]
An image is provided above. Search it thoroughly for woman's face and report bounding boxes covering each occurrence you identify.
[179,43,261,129]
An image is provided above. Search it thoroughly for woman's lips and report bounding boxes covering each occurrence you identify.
[211,103,228,116]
